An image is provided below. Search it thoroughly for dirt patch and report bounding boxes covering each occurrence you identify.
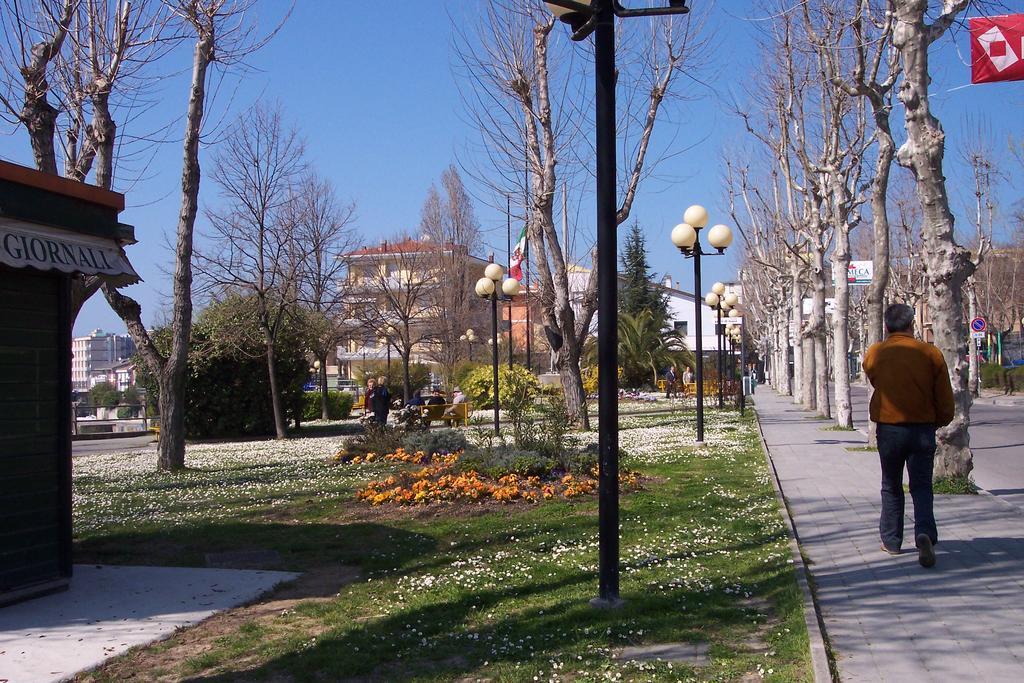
[76,565,360,682]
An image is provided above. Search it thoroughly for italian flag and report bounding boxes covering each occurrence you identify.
[509,225,528,280]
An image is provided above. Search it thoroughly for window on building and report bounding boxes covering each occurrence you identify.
[673,320,688,335]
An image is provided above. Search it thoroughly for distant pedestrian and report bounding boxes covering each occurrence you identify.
[862,303,954,568]
[664,366,678,398]
[374,376,391,424]
[1002,365,1016,396]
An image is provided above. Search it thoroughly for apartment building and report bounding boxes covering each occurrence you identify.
[71,328,135,390]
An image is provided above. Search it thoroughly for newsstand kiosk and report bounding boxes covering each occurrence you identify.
[0,160,138,605]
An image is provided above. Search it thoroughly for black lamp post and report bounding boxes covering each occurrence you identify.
[460,328,477,364]
[727,305,746,416]
[546,0,691,608]
[672,214,733,444]
[476,263,520,437]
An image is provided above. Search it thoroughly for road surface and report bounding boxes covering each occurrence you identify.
[848,384,1024,510]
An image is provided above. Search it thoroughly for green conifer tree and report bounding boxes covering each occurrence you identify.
[619,221,669,320]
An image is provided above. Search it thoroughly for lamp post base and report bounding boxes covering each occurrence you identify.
[694,440,705,448]
[590,596,626,610]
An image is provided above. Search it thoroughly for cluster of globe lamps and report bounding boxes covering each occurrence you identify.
[474,263,520,437]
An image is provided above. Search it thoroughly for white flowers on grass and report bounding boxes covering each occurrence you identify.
[74,436,352,534]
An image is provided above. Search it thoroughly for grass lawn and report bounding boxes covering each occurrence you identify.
[74,408,810,682]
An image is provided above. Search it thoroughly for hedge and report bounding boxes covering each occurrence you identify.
[302,391,355,420]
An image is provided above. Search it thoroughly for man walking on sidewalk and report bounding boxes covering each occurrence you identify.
[863,304,955,568]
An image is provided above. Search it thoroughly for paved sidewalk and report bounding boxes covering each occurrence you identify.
[0,565,297,682]
[755,389,1024,682]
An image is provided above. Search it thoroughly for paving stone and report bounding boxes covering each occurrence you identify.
[614,641,710,665]
[757,389,1024,682]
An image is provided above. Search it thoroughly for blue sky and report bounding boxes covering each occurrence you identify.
[0,1,1020,336]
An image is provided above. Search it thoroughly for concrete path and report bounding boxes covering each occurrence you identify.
[0,565,296,683]
[756,389,1024,682]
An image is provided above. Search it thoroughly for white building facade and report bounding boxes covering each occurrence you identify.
[71,328,135,390]
[567,266,732,356]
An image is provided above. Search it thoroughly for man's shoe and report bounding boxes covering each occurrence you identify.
[916,534,936,568]
[880,544,901,556]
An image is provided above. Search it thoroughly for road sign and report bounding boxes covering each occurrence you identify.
[970,317,987,334]
[971,331,986,340]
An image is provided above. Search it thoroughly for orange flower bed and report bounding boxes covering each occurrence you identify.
[351,449,641,506]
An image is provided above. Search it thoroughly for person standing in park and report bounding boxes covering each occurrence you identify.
[862,304,955,568]
[374,376,391,425]
[664,366,678,398]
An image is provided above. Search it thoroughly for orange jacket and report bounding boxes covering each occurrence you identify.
[862,332,955,427]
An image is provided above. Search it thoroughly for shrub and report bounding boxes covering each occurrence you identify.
[88,381,120,408]
[463,364,539,408]
[302,391,355,420]
[458,446,554,479]
[517,393,573,461]
[453,361,486,390]
[133,295,308,439]
[980,363,1003,389]
[402,429,468,456]
[343,418,405,457]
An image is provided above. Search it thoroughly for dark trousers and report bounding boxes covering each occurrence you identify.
[876,423,938,551]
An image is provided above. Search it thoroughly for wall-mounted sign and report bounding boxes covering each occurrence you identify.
[848,260,873,285]
[0,221,139,280]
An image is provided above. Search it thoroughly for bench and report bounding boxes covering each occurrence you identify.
[419,402,471,427]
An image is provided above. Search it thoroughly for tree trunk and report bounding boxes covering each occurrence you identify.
[865,122,895,446]
[103,27,214,471]
[777,307,791,396]
[319,354,330,420]
[802,335,816,411]
[402,350,411,403]
[967,282,979,397]
[791,271,805,406]
[809,251,831,419]
[815,333,830,419]
[832,231,853,428]
[559,350,589,430]
[264,329,287,439]
[894,0,974,480]
[156,368,187,470]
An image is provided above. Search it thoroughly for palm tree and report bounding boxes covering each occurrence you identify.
[584,311,694,389]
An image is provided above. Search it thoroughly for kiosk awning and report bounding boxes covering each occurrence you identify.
[0,219,140,283]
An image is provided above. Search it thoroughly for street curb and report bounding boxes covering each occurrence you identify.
[753,407,836,683]
[975,487,1024,516]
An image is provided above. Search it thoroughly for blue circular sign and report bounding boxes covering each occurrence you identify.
[970,317,986,333]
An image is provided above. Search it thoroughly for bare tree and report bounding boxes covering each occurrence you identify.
[961,136,996,396]
[458,1,705,426]
[193,104,307,439]
[345,236,439,402]
[0,0,76,173]
[294,172,358,420]
[103,0,273,469]
[419,166,486,389]
[891,0,975,479]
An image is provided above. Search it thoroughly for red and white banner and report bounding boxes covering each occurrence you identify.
[970,14,1024,84]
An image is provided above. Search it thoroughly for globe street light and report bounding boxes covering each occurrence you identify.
[671,210,733,444]
[476,262,519,436]
[460,328,477,363]
[729,305,747,415]
[706,286,730,409]
[547,0,691,609]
